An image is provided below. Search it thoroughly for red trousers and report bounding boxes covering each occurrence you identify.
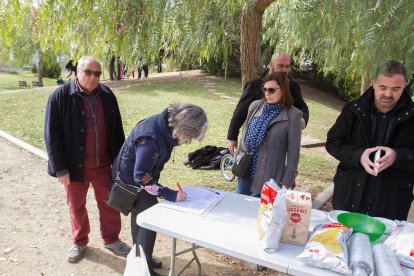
[65,165,121,246]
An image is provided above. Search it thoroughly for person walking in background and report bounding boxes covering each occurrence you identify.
[115,103,208,275]
[227,52,309,155]
[142,60,149,78]
[326,60,414,221]
[44,56,130,263]
[65,59,76,79]
[235,72,302,196]
[136,57,143,79]
[131,67,135,79]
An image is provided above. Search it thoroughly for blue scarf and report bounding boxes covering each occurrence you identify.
[244,102,281,179]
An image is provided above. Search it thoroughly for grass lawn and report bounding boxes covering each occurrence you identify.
[0,70,63,91]
[0,72,342,197]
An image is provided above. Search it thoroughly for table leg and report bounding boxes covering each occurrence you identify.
[168,238,202,276]
[169,238,177,276]
[191,243,201,276]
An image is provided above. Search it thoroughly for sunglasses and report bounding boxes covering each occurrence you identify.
[83,69,102,77]
[262,87,280,94]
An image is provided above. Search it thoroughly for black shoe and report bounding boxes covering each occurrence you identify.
[151,258,162,269]
[149,268,162,276]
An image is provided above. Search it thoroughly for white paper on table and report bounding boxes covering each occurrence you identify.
[159,186,225,215]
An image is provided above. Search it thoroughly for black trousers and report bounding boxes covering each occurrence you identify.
[130,191,158,268]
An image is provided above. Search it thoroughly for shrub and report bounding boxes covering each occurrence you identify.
[43,52,61,79]
[31,64,37,74]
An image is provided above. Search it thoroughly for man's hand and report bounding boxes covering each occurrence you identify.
[175,190,187,202]
[360,147,380,176]
[375,146,397,173]
[301,118,306,130]
[58,173,71,186]
[227,140,238,155]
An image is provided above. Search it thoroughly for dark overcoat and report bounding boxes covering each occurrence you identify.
[326,87,414,220]
[44,80,125,182]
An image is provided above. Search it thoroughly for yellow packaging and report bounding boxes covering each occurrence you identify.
[281,190,312,246]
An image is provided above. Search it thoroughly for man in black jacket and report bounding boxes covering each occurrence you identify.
[44,56,130,262]
[326,60,414,220]
[227,52,309,154]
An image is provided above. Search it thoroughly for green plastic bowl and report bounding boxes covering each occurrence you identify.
[337,212,386,242]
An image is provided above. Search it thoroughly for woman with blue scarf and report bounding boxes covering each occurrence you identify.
[235,72,302,196]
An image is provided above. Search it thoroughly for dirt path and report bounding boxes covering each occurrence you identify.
[0,137,280,275]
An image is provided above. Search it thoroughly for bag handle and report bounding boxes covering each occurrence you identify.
[115,119,146,192]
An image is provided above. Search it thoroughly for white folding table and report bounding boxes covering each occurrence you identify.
[137,191,413,276]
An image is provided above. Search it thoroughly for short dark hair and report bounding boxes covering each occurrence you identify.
[263,72,294,108]
[373,60,407,82]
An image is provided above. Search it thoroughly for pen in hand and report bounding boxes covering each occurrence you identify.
[176,182,187,202]
[176,182,183,191]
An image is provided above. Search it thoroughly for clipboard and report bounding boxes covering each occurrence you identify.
[159,186,226,215]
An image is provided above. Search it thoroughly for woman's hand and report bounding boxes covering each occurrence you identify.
[175,190,187,202]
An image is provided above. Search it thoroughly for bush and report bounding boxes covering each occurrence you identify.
[31,64,37,74]
[43,52,61,79]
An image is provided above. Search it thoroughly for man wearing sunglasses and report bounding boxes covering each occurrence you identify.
[44,56,130,262]
[227,52,309,155]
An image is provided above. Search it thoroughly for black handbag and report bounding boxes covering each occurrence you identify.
[231,151,253,178]
[107,145,142,216]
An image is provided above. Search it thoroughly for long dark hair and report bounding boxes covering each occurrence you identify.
[263,72,293,108]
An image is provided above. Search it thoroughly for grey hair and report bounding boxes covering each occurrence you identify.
[269,52,291,65]
[372,60,407,82]
[77,56,101,71]
[168,103,208,142]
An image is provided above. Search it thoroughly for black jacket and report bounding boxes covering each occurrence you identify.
[325,87,414,220]
[44,80,125,182]
[227,73,309,141]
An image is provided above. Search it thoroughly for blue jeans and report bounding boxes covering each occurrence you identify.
[236,177,260,197]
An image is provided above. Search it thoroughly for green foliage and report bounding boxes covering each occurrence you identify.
[264,0,414,99]
[42,52,61,79]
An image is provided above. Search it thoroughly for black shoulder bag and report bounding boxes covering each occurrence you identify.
[231,151,253,179]
[107,144,143,216]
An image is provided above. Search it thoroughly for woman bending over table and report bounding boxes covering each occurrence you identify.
[115,103,208,275]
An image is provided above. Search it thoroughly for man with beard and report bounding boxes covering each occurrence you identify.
[326,60,414,220]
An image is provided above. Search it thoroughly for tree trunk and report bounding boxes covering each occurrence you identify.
[37,51,43,84]
[360,72,371,94]
[240,0,275,88]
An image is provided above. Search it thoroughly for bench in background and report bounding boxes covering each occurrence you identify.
[32,81,43,87]
[18,81,30,89]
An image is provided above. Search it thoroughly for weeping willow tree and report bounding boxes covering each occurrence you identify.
[0,0,276,86]
[264,0,414,98]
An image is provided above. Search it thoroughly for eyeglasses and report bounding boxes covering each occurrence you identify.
[83,69,102,77]
[262,87,280,94]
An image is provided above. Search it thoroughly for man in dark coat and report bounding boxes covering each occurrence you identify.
[227,52,309,154]
[44,56,130,262]
[326,60,414,220]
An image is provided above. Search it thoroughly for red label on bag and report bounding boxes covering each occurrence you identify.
[410,249,414,257]
[291,213,301,223]
[260,183,277,205]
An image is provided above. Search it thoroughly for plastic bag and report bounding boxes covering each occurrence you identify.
[372,243,404,276]
[349,233,374,276]
[123,244,150,276]
[296,223,352,274]
[257,179,287,253]
[384,221,414,268]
